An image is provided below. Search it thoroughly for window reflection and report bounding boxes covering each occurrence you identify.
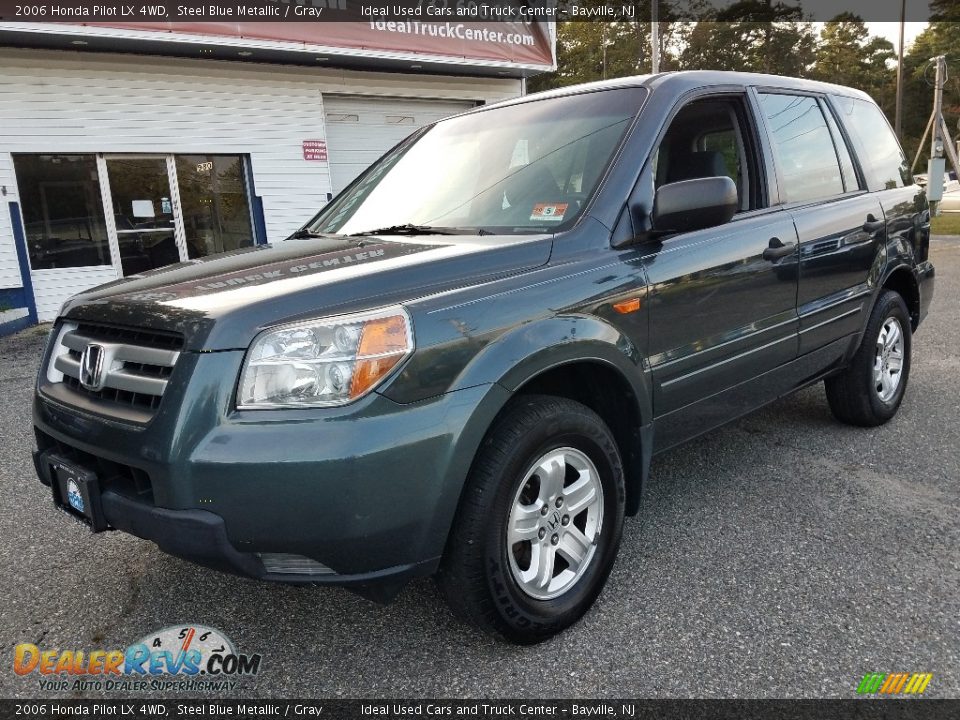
[175,155,254,259]
[14,154,111,270]
[759,94,846,204]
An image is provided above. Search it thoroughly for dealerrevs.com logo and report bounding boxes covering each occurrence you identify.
[13,625,262,693]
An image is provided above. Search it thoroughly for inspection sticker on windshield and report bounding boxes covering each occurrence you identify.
[530,203,568,222]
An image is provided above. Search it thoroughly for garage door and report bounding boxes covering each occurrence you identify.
[323,96,476,194]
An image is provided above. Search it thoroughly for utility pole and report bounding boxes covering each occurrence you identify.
[650,0,660,74]
[912,56,960,212]
[602,23,607,80]
[895,0,906,138]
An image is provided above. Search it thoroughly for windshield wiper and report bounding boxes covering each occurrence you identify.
[289,228,335,239]
[349,224,458,237]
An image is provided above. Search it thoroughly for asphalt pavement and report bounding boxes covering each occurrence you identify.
[1,238,958,700]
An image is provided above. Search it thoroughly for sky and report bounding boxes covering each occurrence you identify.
[864,22,927,52]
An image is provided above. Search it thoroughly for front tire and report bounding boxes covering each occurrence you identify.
[825,290,912,427]
[437,395,625,644]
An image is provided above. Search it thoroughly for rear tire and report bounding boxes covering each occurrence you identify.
[825,290,912,427]
[437,395,625,644]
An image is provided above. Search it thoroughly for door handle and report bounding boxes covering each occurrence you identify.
[863,214,885,234]
[762,237,796,261]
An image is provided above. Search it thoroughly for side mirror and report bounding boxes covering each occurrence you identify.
[652,176,738,234]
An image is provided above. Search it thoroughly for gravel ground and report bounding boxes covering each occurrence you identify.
[1,238,957,700]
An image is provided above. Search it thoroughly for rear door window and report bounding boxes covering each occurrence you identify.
[821,102,861,193]
[834,97,911,190]
[758,93,846,204]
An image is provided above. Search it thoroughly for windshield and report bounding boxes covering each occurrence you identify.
[309,88,646,236]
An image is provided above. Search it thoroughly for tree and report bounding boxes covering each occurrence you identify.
[528,2,687,92]
[811,14,896,114]
[677,2,816,76]
[898,10,960,167]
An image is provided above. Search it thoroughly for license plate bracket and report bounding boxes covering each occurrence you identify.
[49,454,108,532]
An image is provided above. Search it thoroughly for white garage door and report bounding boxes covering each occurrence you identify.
[323,95,476,194]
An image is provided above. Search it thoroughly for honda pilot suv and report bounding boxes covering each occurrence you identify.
[33,72,934,643]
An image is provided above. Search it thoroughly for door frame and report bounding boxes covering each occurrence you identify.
[97,153,190,277]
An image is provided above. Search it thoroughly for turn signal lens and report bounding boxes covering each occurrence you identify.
[357,314,410,357]
[350,315,411,398]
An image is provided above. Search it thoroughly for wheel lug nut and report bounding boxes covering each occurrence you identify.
[561,515,570,526]
[538,528,546,540]
[551,534,559,545]
[555,497,563,508]
[540,506,549,516]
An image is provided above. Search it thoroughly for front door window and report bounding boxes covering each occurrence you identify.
[105,157,181,276]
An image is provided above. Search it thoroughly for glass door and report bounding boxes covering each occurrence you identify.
[104,157,183,275]
[175,155,255,259]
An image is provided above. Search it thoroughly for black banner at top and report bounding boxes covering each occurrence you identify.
[0,0,951,24]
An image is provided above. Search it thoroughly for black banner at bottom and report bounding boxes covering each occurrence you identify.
[1,700,958,720]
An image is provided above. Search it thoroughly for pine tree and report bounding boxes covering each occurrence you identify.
[811,14,895,113]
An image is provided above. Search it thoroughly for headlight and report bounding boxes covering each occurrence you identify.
[238,306,413,409]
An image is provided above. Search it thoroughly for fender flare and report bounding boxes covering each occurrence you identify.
[451,314,653,427]
[438,315,654,528]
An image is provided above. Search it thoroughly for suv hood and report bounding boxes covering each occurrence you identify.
[61,234,552,351]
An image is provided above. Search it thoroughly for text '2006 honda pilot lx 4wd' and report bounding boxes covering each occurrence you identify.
[34,72,934,643]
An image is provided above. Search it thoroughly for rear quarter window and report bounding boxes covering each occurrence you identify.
[835,97,911,191]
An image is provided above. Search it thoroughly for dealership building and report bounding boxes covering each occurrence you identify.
[0,18,554,333]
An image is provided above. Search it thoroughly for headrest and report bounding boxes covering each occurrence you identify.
[667,150,728,184]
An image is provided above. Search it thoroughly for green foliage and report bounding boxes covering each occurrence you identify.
[931,213,960,235]
[679,1,816,76]
[810,15,895,112]
[900,18,960,168]
[533,3,959,176]
[529,22,644,92]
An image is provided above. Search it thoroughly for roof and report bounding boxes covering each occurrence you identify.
[479,70,876,113]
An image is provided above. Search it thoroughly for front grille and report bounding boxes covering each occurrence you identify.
[46,321,184,420]
[36,428,154,503]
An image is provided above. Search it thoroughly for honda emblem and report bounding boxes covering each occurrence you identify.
[79,344,106,391]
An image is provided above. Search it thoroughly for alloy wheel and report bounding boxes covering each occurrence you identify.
[506,447,604,600]
[874,316,905,403]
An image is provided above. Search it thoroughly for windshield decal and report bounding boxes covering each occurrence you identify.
[530,203,569,222]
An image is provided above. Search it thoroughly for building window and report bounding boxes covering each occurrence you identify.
[175,155,255,259]
[13,154,111,270]
[14,153,258,276]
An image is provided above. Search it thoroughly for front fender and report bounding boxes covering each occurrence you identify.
[451,314,652,427]
[420,315,653,546]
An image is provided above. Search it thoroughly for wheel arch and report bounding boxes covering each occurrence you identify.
[510,359,651,516]
[880,265,921,330]
[455,314,653,515]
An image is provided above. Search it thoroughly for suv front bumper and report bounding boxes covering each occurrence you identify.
[33,347,508,594]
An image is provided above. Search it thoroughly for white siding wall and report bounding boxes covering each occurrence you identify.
[0,48,521,321]
[0,153,23,289]
[32,267,119,322]
[0,54,336,245]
